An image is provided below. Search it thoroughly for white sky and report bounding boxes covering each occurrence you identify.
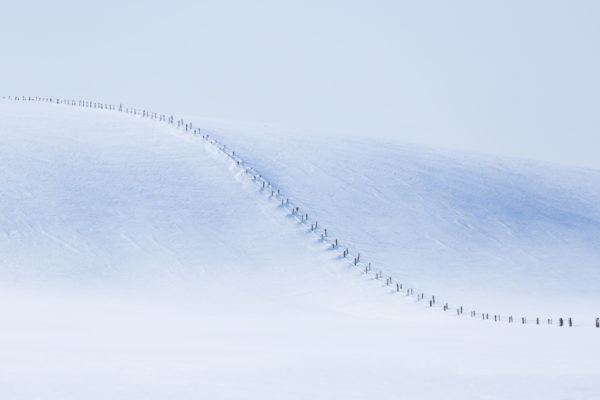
[2,0,599,169]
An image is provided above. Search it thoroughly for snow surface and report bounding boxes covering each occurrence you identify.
[1,99,600,399]
[191,117,600,319]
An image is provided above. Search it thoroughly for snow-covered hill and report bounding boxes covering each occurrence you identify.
[1,98,599,399]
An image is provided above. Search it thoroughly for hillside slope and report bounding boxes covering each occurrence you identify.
[196,118,600,318]
[1,99,599,399]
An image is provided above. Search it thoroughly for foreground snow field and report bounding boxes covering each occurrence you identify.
[1,99,599,399]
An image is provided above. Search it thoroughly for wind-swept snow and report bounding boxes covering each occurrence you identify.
[194,118,600,319]
[1,99,599,399]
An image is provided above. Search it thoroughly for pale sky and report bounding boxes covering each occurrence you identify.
[2,0,599,169]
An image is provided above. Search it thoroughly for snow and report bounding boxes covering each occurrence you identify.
[190,117,600,319]
[1,98,600,399]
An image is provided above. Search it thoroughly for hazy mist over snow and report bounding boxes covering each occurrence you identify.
[1,0,599,168]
